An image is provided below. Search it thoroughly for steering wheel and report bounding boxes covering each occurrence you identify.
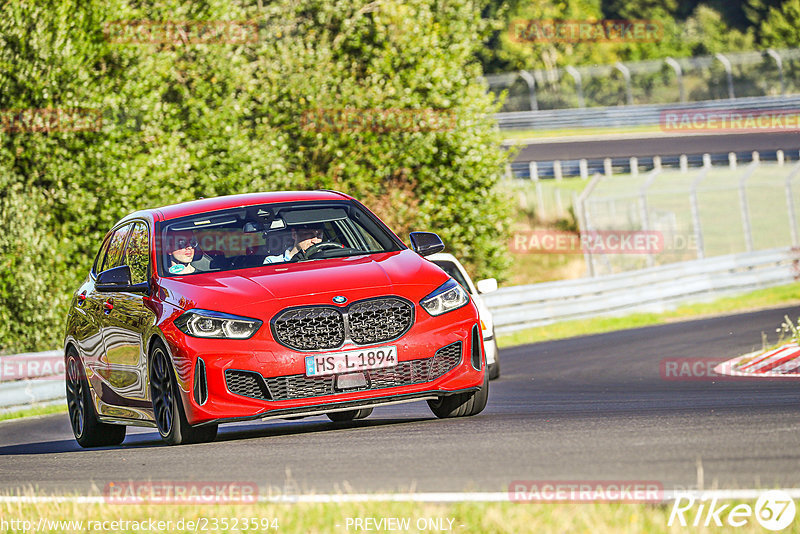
[296,242,344,260]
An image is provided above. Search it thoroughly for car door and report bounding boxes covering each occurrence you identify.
[72,235,115,368]
[97,220,156,405]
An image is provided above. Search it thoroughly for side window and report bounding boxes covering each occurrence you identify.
[92,236,113,275]
[100,224,132,273]
[124,222,150,285]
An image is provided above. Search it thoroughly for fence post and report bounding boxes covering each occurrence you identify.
[604,158,613,177]
[653,156,662,171]
[665,57,686,103]
[576,173,604,277]
[785,162,800,248]
[553,160,563,181]
[630,157,639,177]
[530,161,546,219]
[614,62,634,105]
[729,152,737,170]
[714,53,735,100]
[518,70,539,111]
[639,168,662,267]
[703,153,711,168]
[565,66,586,108]
[529,161,539,181]
[579,158,588,180]
[555,188,564,218]
[766,49,785,96]
[778,150,785,166]
[690,166,710,259]
[739,161,759,252]
[680,154,688,173]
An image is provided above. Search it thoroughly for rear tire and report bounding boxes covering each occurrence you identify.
[428,373,489,418]
[327,408,373,422]
[65,349,126,448]
[149,342,218,445]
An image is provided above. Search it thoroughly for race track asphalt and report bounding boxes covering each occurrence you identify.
[512,131,800,162]
[1,305,798,495]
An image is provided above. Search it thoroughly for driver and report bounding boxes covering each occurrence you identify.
[263,224,323,264]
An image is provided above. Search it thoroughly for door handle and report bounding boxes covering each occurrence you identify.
[103,300,114,313]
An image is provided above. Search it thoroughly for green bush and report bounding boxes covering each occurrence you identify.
[0,0,512,353]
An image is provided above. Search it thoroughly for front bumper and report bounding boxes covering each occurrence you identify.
[163,304,485,425]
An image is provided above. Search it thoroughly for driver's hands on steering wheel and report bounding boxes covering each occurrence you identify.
[292,241,344,261]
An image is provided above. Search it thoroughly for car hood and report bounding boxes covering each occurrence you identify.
[157,250,450,315]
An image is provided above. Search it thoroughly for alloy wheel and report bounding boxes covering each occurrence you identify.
[150,348,174,436]
[66,356,85,438]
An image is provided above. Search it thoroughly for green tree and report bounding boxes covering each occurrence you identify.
[0,0,512,352]
[758,0,800,47]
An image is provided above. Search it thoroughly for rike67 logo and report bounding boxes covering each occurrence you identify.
[669,491,796,531]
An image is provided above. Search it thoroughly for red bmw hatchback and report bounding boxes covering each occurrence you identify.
[64,191,488,446]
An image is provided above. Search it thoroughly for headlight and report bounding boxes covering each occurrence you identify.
[174,309,262,339]
[420,279,469,316]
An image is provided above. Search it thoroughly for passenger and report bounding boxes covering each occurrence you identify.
[263,224,324,264]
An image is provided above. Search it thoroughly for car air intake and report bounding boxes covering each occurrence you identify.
[193,358,208,405]
[225,369,272,400]
[225,341,462,401]
[470,324,482,371]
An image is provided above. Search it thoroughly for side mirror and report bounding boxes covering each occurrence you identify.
[409,232,445,257]
[96,265,149,293]
[476,278,498,294]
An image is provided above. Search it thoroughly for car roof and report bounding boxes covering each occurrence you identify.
[119,190,353,224]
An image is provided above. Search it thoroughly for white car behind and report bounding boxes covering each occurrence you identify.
[428,253,500,380]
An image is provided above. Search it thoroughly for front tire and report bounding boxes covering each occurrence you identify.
[327,408,373,422]
[149,342,217,445]
[428,373,489,418]
[65,349,126,448]
[488,340,501,380]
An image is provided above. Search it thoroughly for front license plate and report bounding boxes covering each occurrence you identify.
[305,346,398,377]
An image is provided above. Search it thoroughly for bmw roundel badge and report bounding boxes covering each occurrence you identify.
[333,296,347,304]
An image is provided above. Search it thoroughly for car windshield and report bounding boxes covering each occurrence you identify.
[158,200,402,276]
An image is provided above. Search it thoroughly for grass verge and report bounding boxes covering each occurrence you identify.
[501,124,662,141]
[498,281,800,348]
[0,403,66,423]
[1,499,793,533]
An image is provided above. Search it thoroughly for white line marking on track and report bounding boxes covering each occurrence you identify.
[2,490,800,504]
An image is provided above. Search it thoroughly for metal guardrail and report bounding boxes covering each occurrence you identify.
[495,95,800,131]
[484,247,800,334]
[0,350,64,411]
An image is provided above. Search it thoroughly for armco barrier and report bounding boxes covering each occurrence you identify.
[0,350,65,411]
[484,247,800,333]
[495,95,800,131]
